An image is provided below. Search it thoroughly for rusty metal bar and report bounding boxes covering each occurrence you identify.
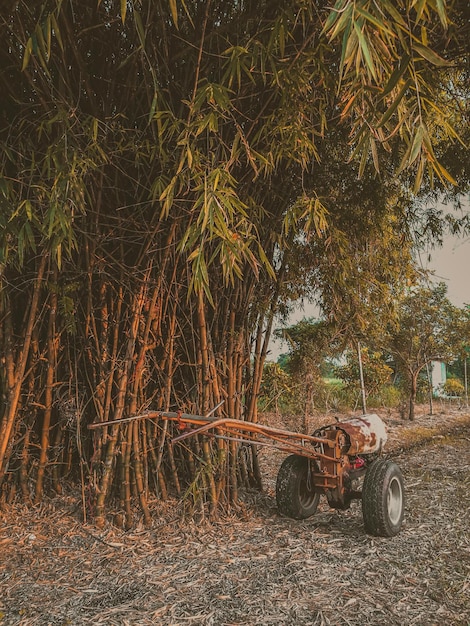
[170,417,336,448]
[189,431,337,462]
[166,416,342,462]
[87,408,223,430]
[171,417,335,448]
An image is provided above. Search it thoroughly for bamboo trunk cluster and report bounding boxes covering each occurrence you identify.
[0,236,274,526]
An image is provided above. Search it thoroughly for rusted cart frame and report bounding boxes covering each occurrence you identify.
[164,412,404,537]
[89,410,404,537]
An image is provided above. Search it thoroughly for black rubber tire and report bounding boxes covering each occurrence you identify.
[276,454,320,519]
[362,459,405,537]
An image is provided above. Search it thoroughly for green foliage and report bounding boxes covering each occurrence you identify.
[367,385,403,410]
[2,0,467,293]
[276,318,344,376]
[388,283,466,368]
[322,0,467,191]
[442,378,465,397]
[334,347,394,400]
[447,352,470,382]
[258,362,294,413]
[259,370,403,415]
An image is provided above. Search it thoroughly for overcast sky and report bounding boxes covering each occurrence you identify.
[425,233,469,307]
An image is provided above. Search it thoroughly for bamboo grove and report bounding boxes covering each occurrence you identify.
[0,1,468,526]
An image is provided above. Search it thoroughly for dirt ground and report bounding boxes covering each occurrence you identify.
[1,405,469,626]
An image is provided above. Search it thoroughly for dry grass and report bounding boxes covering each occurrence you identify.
[1,407,469,626]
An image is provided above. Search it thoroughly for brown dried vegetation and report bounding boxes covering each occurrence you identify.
[1,407,469,626]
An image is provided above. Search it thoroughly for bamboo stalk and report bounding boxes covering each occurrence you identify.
[123,424,133,530]
[0,254,47,486]
[19,422,33,502]
[95,277,148,525]
[197,291,211,413]
[202,438,217,514]
[227,311,236,419]
[141,417,149,497]
[51,419,65,494]
[132,421,151,526]
[95,361,131,525]
[101,286,124,443]
[157,468,168,500]
[35,265,58,503]
[3,304,15,393]
[229,440,238,503]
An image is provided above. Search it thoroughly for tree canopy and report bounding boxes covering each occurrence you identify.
[386,282,469,419]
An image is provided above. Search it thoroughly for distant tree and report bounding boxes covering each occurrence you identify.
[258,362,293,415]
[386,283,466,420]
[334,348,393,407]
[277,319,344,374]
[275,319,345,427]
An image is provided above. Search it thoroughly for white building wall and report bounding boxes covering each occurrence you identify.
[431,361,447,396]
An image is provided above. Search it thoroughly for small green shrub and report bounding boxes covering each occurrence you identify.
[441,378,465,397]
[367,384,403,409]
[258,362,295,413]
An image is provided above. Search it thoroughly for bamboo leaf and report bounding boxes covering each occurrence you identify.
[338,16,352,80]
[134,10,146,47]
[45,15,52,61]
[435,0,448,28]
[355,6,395,37]
[120,0,127,24]
[381,54,410,98]
[186,145,193,169]
[353,21,377,80]
[433,160,457,186]
[358,140,369,178]
[159,175,178,217]
[413,42,450,66]
[414,155,425,193]
[413,0,427,23]
[376,78,413,128]
[409,123,425,165]
[25,200,33,220]
[327,3,353,42]
[321,0,349,35]
[340,92,357,119]
[21,38,33,71]
[369,135,379,173]
[257,242,275,278]
[55,241,62,270]
[421,25,428,47]
[381,1,408,27]
[92,118,98,142]
[50,13,63,51]
[169,0,178,28]
[148,92,158,124]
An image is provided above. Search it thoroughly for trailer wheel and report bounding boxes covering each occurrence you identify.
[362,459,404,537]
[276,455,320,519]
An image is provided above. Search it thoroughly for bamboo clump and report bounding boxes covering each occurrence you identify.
[0,235,274,524]
[1,0,462,524]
